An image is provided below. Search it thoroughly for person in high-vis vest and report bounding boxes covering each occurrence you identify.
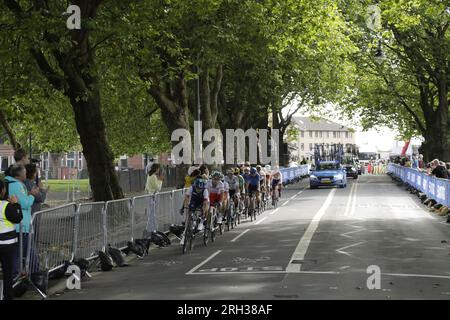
[0,180,23,300]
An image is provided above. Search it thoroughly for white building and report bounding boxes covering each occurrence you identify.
[291,117,356,161]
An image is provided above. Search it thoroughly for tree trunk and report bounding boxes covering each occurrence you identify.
[69,89,123,200]
[0,109,20,150]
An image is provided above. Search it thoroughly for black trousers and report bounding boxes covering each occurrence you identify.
[0,243,18,300]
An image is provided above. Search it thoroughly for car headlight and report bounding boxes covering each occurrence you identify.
[334,174,343,180]
[310,175,318,180]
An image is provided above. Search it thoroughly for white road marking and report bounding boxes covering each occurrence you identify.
[187,270,340,275]
[185,250,222,275]
[230,229,250,242]
[255,217,267,225]
[382,273,450,280]
[343,183,356,217]
[285,189,336,272]
[340,227,365,239]
[282,200,290,207]
[348,181,358,217]
[269,208,280,215]
[335,241,365,256]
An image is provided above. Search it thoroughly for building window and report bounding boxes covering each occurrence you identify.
[309,143,313,151]
[77,152,83,169]
[315,131,318,138]
[337,132,341,138]
[319,131,323,138]
[345,132,349,139]
[66,152,75,168]
[301,143,304,151]
[309,131,312,138]
[300,131,304,138]
[40,152,49,171]
[333,132,336,138]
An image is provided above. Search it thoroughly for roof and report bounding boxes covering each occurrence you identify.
[292,117,351,132]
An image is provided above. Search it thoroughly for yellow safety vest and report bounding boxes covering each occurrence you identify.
[0,200,17,245]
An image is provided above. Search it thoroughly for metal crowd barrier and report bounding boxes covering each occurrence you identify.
[387,163,450,207]
[280,164,310,184]
[17,168,307,294]
[73,202,105,260]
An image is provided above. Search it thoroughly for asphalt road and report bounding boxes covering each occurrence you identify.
[51,175,450,300]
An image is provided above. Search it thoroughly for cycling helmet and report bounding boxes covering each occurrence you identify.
[227,168,234,175]
[250,167,257,175]
[234,168,240,174]
[265,165,271,171]
[211,171,222,179]
[256,165,262,170]
[194,178,207,189]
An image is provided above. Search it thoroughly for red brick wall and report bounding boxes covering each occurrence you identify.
[128,155,144,169]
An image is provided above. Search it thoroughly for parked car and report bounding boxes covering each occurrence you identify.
[343,164,358,179]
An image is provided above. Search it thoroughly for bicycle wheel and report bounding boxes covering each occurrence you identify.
[210,210,216,242]
[182,214,192,254]
[226,207,231,231]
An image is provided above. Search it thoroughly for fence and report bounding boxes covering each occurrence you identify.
[387,163,450,207]
[18,165,309,295]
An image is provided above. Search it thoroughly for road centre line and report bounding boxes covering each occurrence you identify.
[343,182,356,217]
[348,181,358,217]
[185,250,222,275]
[285,189,336,272]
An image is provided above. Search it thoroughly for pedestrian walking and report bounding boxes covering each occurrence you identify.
[144,164,164,236]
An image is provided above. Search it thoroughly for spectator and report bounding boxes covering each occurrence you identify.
[144,164,164,237]
[0,180,23,300]
[430,159,448,179]
[184,167,200,189]
[24,164,48,214]
[404,157,412,168]
[446,163,450,177]
[4,148,29,177]
[411,154,419,169]
[5,164,39,278]
[300,158,307,165]
[418,154,424,169]
[199,164,209,178]
[145,164,164,194]
[144,157,155,176]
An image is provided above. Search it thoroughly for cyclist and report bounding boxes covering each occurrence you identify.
[221,173,229,221]
[225,169,240,208]
[206,171,225,224]
[271,166,283,204]
[181,177,209,243]
[256,165,265,208]
[234,167,245,213]
[245,167,260,216]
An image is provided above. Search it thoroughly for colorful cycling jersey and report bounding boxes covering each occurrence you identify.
[225,175,239,190]
[206,180,224,194]
[223,181,229,192]
[186,186,209,209]
[237,175,245,189]
[272,172,282,184]
[245,173,260,186]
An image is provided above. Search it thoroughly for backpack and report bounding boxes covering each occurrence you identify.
[154,231,171,246]
[98,251,114,271]
[107,245,128,267]
[126,240,145,258]
[170,224,185,238]
[4,180,17,199]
